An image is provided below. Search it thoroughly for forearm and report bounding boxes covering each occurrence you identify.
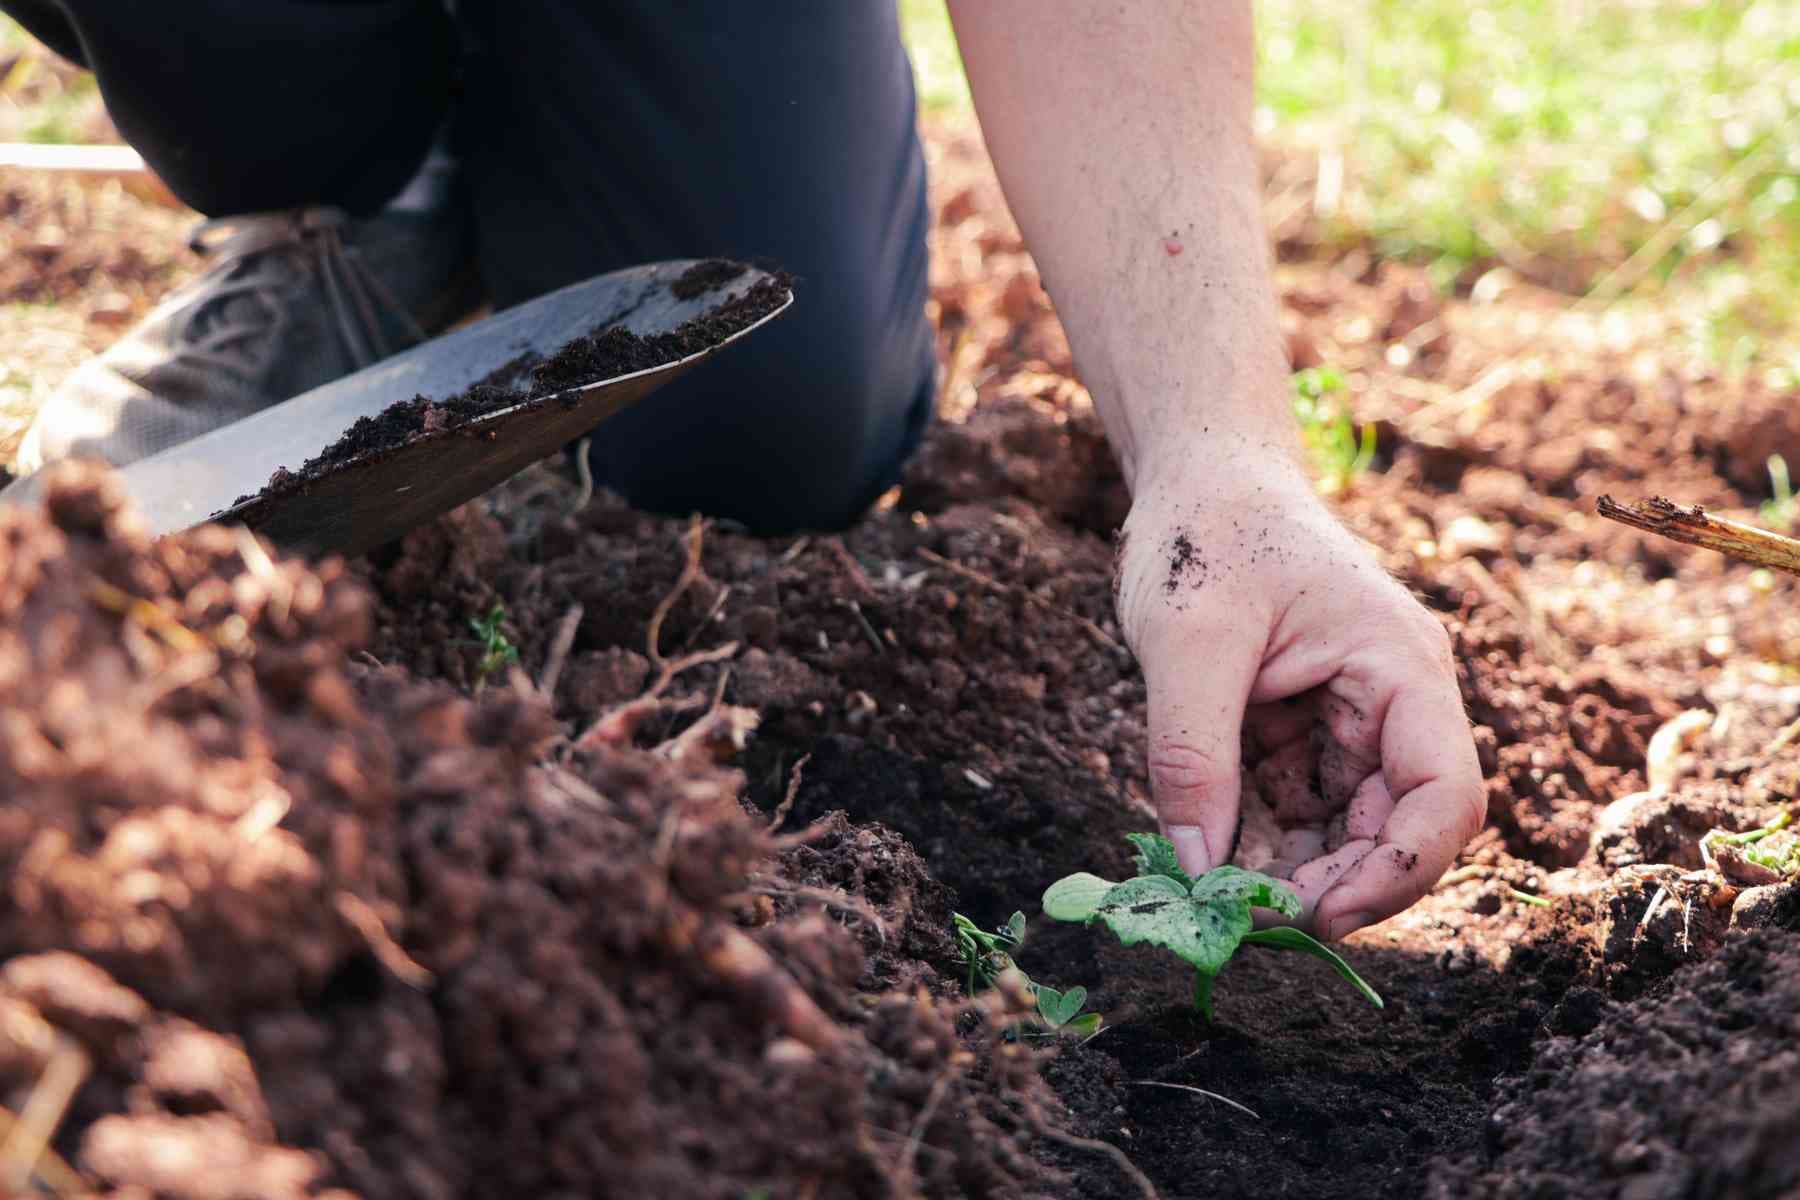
[947,0,1298,495]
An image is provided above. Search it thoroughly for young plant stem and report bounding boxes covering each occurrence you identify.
[1193,970,1215,1021]
[1597,495,1800,576]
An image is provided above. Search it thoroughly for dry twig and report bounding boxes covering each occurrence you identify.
[537,602,584,700]
[0,1039,89,1195]
[1597,495,1800,577]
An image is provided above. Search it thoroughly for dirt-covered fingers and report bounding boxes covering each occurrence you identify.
[1281,838,1378,924]
[1140,622,1264,878]
[1312,682,1484,941]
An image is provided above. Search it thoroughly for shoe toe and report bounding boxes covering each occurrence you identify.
[16,357,259,474]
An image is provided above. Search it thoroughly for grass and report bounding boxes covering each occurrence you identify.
[1,5,1793,363]
[0,20,103,144]
[1292,366,1376,495]
[898,0,1800,364]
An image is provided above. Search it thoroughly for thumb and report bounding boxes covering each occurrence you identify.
[1139,616,1260,878]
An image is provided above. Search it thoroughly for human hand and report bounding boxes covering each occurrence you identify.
[1114,456,1484,941]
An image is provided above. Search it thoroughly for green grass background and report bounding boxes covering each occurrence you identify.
[2,3,1795,372]
[903,0,1799,377]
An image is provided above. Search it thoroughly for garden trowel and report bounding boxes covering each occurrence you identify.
[0,261,791,558]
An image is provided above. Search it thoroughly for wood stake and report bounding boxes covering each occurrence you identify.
[1596,495,1800,577]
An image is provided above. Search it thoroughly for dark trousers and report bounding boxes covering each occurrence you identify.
[4,1,937,533]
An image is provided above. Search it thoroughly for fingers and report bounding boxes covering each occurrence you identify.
[1140,617,1263,879]
[1312,662,1484,941]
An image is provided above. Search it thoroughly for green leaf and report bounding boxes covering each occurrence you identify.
[1064,1012,1103,1038]
[1042,872,1117,922]
[1187,866,1302,919]
[1045,849,1377,1021]
[1049,985,1088,1026]
[1095,875,1245,976]
[1242,926,1384,1009]
[1003,911,1027,943]
[1124,832,1193,889]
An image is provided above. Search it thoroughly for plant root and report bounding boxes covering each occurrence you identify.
[574,516,745,752]
[1020,1092,1160,1200]
[769,752,813,832]
[694,923,840,1050]
[1127,1079,1261,1120]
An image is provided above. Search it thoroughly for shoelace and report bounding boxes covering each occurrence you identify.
[174,208,429,377]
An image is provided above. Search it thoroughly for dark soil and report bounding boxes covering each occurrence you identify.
[669,257,750,301]
[1428,925,1800,1200]
[10,115,1800,1199]
[233,268,790,507]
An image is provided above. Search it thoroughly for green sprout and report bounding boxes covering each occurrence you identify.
[1042,833,1382,1021]
[1761,455,1795,527]
[1507,887,1552,909]
[1292,367,1376,496]
[1701,810,1799,879]
[468,603,520,684]
[952,911,1102,1039]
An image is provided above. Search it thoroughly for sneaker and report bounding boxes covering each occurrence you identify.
[13,202,482,474]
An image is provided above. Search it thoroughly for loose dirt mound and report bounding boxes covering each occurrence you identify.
[1428,925,1800,1200]
[0,464,1056,1199]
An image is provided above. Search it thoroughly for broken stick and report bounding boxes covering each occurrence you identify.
[1596,495,1800,578]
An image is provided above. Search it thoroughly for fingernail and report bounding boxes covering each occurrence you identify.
[1166,825,1215,875]
[1326,910,1376,941]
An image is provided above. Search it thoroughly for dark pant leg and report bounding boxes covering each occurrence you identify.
[456,1,935,534]
[0,0,454,215]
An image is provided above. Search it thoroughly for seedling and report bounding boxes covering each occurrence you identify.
[1762,454,1796,527]
[951,911,1101,1039]
[1700,809,1798,879]
[1292,366,1376,495]
[1042,833,1383,1020]
[952,910,1025,996]
[468,603,520,684]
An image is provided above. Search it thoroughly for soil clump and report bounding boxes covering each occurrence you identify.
[0,463,1055,1199]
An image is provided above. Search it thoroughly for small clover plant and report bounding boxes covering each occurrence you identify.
[952,911,1102,1039]
[1042,833,1382,1020]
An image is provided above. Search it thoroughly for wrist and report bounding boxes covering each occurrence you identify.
[1127,422,1314,515]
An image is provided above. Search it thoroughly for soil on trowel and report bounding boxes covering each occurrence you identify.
[669,257,750,301]
[228,268,791,511]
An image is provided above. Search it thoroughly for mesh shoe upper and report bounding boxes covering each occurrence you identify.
[14,203,479,474]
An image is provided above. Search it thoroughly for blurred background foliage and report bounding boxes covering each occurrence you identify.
[903,0,1800,380]
[1,4,1795,377]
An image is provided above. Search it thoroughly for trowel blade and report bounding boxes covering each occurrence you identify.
[2,260,790,558]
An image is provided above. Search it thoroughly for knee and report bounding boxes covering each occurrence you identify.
[589,286,935,534]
